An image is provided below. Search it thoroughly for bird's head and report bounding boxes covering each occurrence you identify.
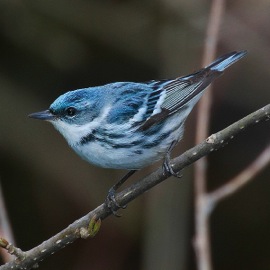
[29,88,105,144]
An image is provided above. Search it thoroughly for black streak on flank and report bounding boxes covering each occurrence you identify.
[80,129,144,149]
[111,139,145,149]
[80,130,97,145]
[133,149,143,155]
[142,131,171,149]
[142,138,161,149]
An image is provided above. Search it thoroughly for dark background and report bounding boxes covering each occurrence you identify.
[0,0,269,269]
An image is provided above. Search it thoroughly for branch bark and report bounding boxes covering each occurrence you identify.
[0,104,269,270]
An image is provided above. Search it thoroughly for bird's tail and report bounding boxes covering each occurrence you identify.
[206,50,247,72]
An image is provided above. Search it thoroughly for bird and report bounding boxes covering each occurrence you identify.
[29,50,247,211]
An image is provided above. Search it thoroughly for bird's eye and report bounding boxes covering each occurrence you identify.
[49,108,55,115]
[66,107,76,117]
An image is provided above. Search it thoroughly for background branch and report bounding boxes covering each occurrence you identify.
[0,182,15,263]
[0,104,269,270]
[194,1,225,269]
[208,143,270,208]
[195,0,225,182]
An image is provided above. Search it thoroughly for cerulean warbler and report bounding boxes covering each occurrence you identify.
[29,51,246,209]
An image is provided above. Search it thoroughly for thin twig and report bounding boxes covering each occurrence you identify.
[195,0,225,182]
[194,1,225,270]
[0,238,25,263]
[0,104,268,270]
[208,144,270,209]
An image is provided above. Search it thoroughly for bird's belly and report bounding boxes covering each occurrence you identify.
[73,117,185,170]
[73,141,166,170]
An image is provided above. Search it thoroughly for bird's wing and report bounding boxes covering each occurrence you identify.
[139,70,219,130]
[140,51,247,130]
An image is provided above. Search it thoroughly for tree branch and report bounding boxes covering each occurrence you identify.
[208,143,270,208]
[0,104,269,270]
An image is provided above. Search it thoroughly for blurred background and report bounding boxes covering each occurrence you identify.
[0,0,269,269]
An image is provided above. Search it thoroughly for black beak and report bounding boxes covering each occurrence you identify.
[28,110,55,120]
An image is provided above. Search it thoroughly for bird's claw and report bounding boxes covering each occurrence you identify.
[105,187,126,217]
[163,159,182,178]
[162,140,182,178]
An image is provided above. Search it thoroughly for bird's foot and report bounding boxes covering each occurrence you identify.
[104,170,135,216]
[162,140,182,178]
[163,157,182,178]
[105,187,126,217]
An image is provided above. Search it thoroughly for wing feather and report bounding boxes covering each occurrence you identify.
[140,69,220,130]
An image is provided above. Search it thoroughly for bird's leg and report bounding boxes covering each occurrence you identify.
[105,170,137,216]
[163,140,182,178]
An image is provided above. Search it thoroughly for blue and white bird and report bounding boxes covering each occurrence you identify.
[29,51,246,206]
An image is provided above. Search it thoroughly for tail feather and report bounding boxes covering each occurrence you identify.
[206,50,247,72]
